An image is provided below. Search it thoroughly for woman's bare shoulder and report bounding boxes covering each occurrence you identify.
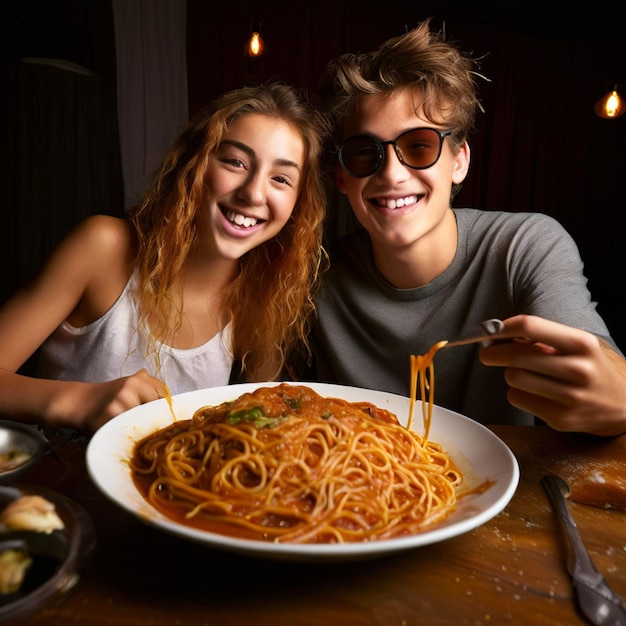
[67,216,137,322]
[35,215,137,327]
[0,216,137,349]
[71,214,136,254]
[22,215,134,286]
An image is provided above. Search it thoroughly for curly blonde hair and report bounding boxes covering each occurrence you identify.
[128,82,330,382]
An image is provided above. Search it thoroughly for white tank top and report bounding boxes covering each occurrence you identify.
[38,273,234,394]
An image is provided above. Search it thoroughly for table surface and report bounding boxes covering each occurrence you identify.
[5,424,626,626]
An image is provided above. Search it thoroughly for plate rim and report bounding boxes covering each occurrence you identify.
[86,381,519,562]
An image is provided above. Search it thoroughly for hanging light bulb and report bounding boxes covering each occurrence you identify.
[594,86,625,119]
[247,22,265,58]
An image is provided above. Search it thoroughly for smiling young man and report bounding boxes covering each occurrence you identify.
[308,21,626,436]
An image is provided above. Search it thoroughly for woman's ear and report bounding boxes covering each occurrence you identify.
[452,141,471,185]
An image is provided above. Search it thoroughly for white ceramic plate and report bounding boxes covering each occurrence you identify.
[86,382,519,562]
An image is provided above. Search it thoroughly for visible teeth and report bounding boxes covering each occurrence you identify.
[378,195,418,210]
[226,210,258,227]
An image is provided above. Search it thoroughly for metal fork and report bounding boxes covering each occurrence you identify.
[441,318,505,349]
[541,474,626,625]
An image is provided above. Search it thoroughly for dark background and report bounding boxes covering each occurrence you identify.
[2,1,626,349]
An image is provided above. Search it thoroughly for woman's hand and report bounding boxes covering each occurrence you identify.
[44,369,168,434]
[479,314,626,436]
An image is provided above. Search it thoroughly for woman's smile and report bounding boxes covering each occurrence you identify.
[221,207,264,229]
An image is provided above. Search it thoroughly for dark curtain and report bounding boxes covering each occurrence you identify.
[0,0,124,305]
[2,61,124,300]
[186,0,626,350]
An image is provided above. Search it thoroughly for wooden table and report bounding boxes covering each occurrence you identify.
[7,425,626,626]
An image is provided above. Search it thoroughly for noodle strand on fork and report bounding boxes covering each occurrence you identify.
[407,340,448,440]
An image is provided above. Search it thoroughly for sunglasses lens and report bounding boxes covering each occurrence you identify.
[338,128,448,177]
[339,137,382,177]
[396,128,443,169]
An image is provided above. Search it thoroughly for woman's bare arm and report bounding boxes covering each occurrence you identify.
[0,215,166,432]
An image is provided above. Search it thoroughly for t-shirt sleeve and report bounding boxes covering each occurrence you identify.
[506,213,620,352]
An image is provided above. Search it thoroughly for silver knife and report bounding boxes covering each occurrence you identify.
[541,474,626,625]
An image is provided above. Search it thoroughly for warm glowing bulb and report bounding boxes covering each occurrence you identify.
[248,32,263,57]
[605,90,621,117]
[595,88,625,119]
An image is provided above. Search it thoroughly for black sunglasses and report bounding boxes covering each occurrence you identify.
[337,127,454,178]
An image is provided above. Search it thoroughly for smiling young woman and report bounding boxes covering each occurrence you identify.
[0,82,330,434]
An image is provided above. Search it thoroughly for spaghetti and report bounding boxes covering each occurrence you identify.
[407,340,448,440]
[131,383,462,544]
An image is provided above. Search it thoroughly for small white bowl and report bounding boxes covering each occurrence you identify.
[0,422,47,483]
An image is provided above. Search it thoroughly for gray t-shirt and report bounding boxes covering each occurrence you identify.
[309,208,618,426]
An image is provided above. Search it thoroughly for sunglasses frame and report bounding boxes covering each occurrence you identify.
[337,127,454,178]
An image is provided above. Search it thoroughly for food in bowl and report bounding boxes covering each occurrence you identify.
[131,383,463,544]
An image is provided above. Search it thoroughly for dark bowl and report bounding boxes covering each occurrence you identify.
[0,484,97,624]
[0,422,48,483]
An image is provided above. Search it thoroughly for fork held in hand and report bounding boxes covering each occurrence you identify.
[541,474,626,626]
[442,318,505,349]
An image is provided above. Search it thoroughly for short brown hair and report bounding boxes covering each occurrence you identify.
[319,20,483,148]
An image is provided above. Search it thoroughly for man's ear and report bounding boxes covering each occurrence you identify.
[452,141,471,185]
[335,163,348,193]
